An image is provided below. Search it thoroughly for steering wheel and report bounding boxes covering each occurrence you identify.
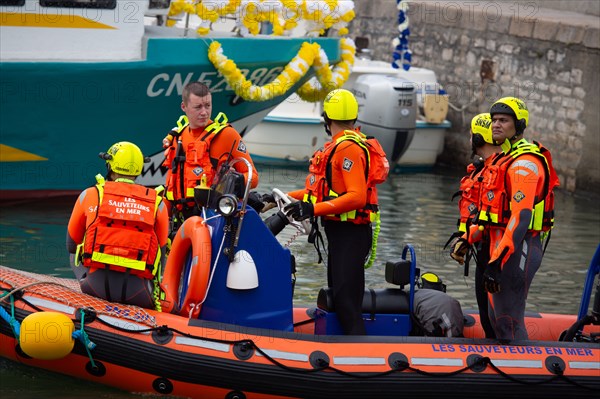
[272,188,311,235]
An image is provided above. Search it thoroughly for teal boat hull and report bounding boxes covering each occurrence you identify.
[0,36,340,200]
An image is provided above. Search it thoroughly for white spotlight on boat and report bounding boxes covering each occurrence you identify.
[226,250,259,290]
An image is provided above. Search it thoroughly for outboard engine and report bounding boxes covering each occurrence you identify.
[353,74,417,166]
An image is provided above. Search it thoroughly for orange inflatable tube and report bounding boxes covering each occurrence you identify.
[161,216,211,318]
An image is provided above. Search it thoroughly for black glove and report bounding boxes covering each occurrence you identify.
[284,201,314,221]
[247,191,264,213]
[483,259,502,293]
[261,193,276,203]
[449,237,470,265]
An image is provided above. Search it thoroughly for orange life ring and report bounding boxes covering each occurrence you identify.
[161,216,211,318]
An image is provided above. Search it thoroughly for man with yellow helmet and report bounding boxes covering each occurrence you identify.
[472,97,559,341]
[67,142,169,309]
[448,113,500,339]
[284,89,388,335]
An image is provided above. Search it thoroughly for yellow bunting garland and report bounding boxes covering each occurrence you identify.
[167,0,355,37]
[297,37,355,102]
[208,38,355,102]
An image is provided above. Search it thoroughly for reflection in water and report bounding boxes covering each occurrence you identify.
[0,167,599,397]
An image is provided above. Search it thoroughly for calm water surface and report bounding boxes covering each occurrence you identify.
[1,166,599,398]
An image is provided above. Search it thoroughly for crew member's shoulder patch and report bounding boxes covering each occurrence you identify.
[237,140,247,153]
[513,190,525,203]
[192,166,204,177]
[342,157,354,172]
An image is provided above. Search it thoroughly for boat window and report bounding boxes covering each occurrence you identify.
[149,0,170,9]
[40,0,116,9]
[0,0,25,6]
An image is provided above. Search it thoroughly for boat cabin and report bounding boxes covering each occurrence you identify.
[0,0,166,60]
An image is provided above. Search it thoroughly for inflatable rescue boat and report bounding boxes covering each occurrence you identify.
[1,170,599,399]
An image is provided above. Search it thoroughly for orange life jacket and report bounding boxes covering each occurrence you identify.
[163,117,229,208]
[303,130,389,224]
[80,179,162,279]
[454,160,485,233]
[476,139,559,232]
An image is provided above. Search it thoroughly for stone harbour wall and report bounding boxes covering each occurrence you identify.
[348,0,600,193]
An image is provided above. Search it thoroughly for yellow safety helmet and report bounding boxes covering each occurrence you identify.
[489,97,529,134]
[99,141,145,176]
[470,113,493,145]
[420,272,446,292]
[323,89,359,121]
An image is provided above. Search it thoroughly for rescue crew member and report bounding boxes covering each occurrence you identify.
[478,97,559,341]
[163,82,259,224]
[284,89,384,335]
[67,142,169,309]
[448,113,500,339]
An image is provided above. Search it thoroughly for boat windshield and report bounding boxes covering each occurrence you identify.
[39,0,116,8]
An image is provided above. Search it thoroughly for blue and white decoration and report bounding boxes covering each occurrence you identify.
[391,0,411,71]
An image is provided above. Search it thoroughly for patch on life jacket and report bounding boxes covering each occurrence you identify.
[467,202,477,213]
[342,157,354,172]
[486,191,495,201]
[513,190,525,202]
[309,174,316,185]
[192,167,204,176]
[237,140,247,153]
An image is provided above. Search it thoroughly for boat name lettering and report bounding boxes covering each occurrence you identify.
[431,344,595,357]
[431,344,455,352]
[147,66,284,98]
[104,304,153,324]
[565,347,595,356]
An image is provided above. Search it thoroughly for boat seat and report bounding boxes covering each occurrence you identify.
[317,258,413,314]
[317,287,409,314]
[384,259,415,287]
[314,258,415,335]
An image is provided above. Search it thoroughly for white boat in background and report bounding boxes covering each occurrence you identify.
[398,120,452,172]
[244,56,451,171]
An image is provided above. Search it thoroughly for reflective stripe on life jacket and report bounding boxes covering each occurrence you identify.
[476,139,559,232]
[163,113,230,206]
[79,176,163,279]
[303,130,387,224]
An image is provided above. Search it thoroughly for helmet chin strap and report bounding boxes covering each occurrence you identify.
[509,116,523,141]
[105,164,115,181]
[323,113,332,136]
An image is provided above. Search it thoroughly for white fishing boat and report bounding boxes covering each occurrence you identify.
[244,56,451,171]
[0,0,352,200]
